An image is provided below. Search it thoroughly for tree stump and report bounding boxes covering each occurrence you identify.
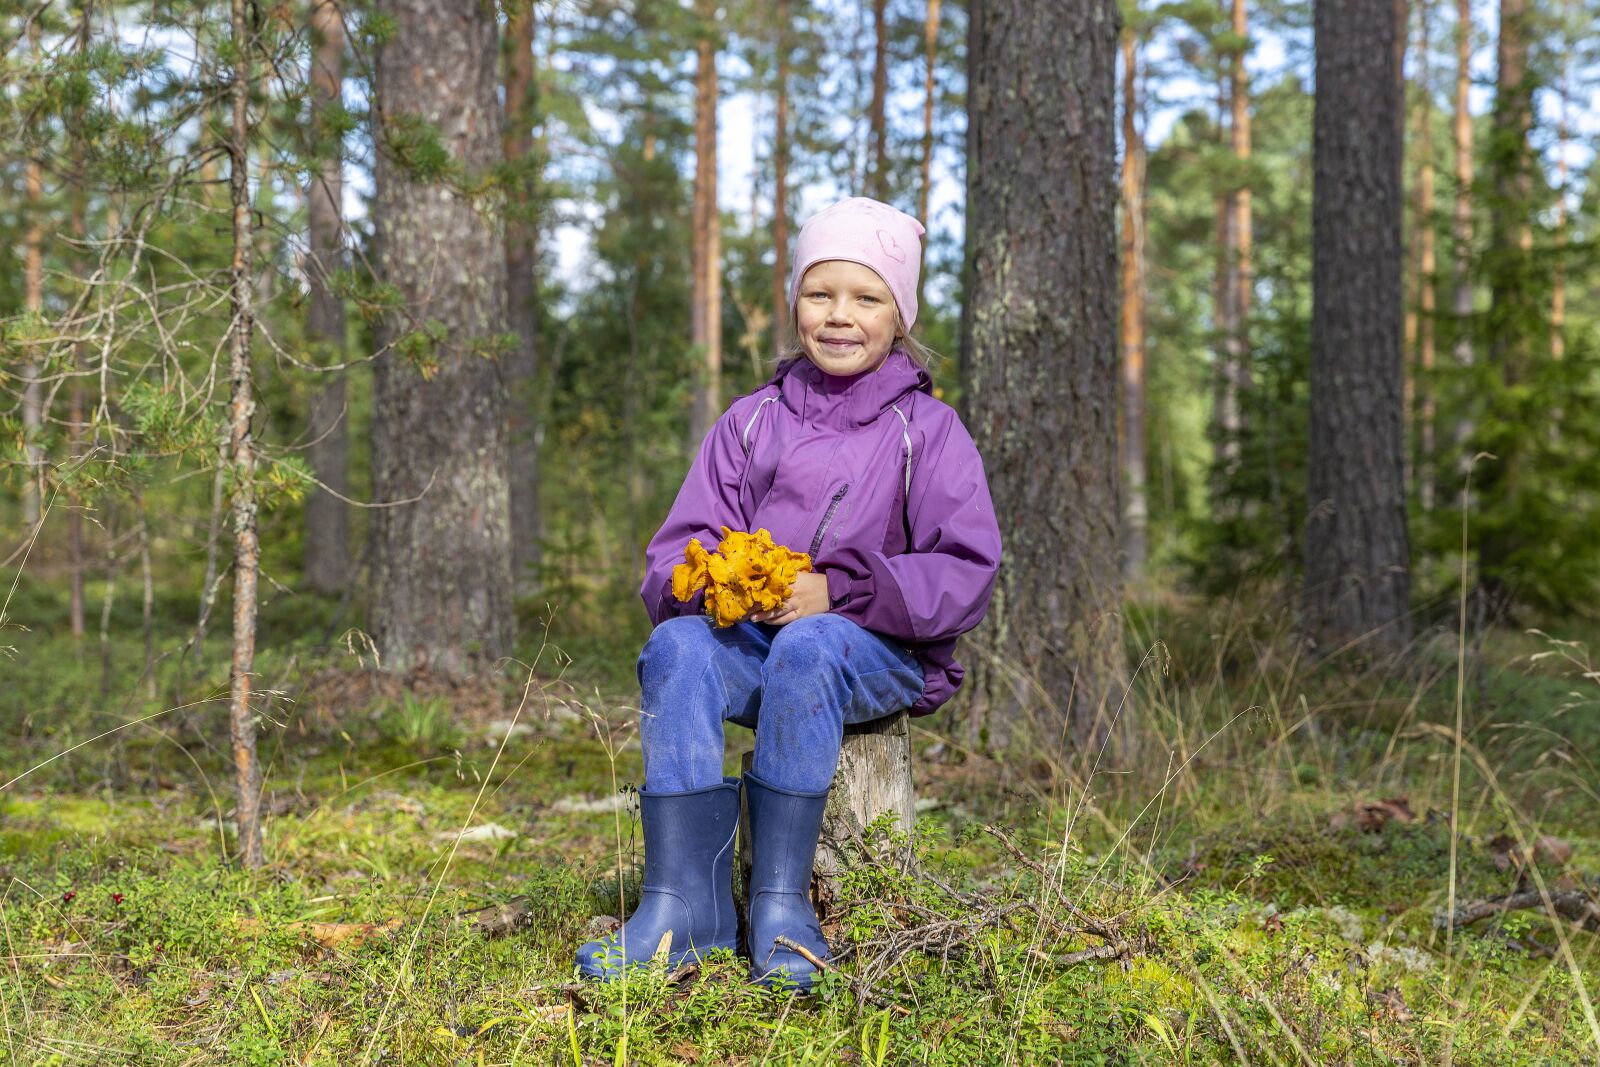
[737,710,915,935]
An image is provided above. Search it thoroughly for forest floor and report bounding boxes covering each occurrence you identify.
[2,583,1599,1065]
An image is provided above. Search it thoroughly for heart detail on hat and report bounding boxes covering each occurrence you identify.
[877,229,907,264]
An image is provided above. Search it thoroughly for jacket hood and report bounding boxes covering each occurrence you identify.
[767,349,934,430]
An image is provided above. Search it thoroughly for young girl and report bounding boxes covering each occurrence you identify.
[576,196,1002,991]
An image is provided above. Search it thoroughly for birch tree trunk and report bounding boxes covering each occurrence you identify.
[371,0,513,678]
[303,0,350,595]
[963,0,1123,751]
[1304,0,1413,655]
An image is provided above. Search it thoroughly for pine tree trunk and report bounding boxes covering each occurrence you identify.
[1211,70,1241,497]
[1305,0,1413,655]
[1449,0,1474,467]
[1550,3,1570,362]
[963,0,1123,751]
[1119,27,1148,582]
[139,489,156,701]
[688,0,722,449]
[196,428,228,655]
[371,0,513,678]
[505,1,542,588]
[1228,0,1253,412]
[304,0,350,595]
[1416,0,1437,511]
[100,509,119,703]
[68,179,87,640]
[228,0,265,868]
[22,154,44,530]
[1476,0,1533,599]
[916,0,941,322]
[869,0,889,201]
[772,0,791,357]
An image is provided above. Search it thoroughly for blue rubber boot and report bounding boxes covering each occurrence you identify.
[576,777,741,979]
[744,771,832,993]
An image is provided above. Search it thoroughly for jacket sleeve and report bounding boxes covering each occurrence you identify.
[820,411,1001,644]
[639,405,750,626]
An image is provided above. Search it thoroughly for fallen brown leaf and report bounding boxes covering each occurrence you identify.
[238,917,404,949]
[1368,986,1413,1022]
[1488,834,1520,872]
[1536,835,1573,867]
[1331,797,1415,833]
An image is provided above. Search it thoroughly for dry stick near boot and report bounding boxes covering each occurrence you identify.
[772,935,909,1014]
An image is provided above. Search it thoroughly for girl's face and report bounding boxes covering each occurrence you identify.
[795,260,901,377]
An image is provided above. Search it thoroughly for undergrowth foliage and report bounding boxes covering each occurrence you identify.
[0,590,1598,1063]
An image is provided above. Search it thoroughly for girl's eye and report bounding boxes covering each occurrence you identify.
[860,296,880,304]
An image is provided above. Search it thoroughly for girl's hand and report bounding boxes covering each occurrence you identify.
[749,572,831,626]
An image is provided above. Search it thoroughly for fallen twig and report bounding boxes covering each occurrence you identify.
[771,935,910,1014]
[1029,941,1139,968]
[1437,888,1600,931]
[984,824,1124,942]
[466,896,536,938]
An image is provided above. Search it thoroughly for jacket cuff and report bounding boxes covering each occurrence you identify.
[823,566,869,610]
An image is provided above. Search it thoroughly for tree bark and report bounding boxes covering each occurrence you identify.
[1550,1,1570,362]
[371,0,513,678]
[1475,0,1533,597]
[1304,0,1413,655]
[1228,0,1253,415]
[228,0,265,868]
[304,0,350,595]
[1211,69,1242,496]
[687,0,722,449]
[505,0,542,588]
[869,0,889,201]
[1415,0,1437,510]
[1119,27,1147,581]
[22,152,44,530]
[100,509,118,703]
[772,0,791,356]
[139,488,156,701]
[68,169,87,640]
[916,0,941,323]
[963,0,1123,751]
[1487,0,1531,377]
[1449,0,1474,466]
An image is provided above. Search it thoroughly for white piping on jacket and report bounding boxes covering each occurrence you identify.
[743,392,913,499]
[890,403,913,498]
[741,395,779,452]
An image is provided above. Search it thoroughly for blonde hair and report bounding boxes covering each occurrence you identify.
[768,304,945,377]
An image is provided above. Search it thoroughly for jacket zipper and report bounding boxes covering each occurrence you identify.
[809,483,850,558]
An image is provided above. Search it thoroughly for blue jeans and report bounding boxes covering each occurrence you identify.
[637,614,926,794]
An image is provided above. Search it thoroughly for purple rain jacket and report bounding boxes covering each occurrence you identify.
[639,349,1003,717]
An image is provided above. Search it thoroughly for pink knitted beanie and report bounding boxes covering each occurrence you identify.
[787,197,927,330]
